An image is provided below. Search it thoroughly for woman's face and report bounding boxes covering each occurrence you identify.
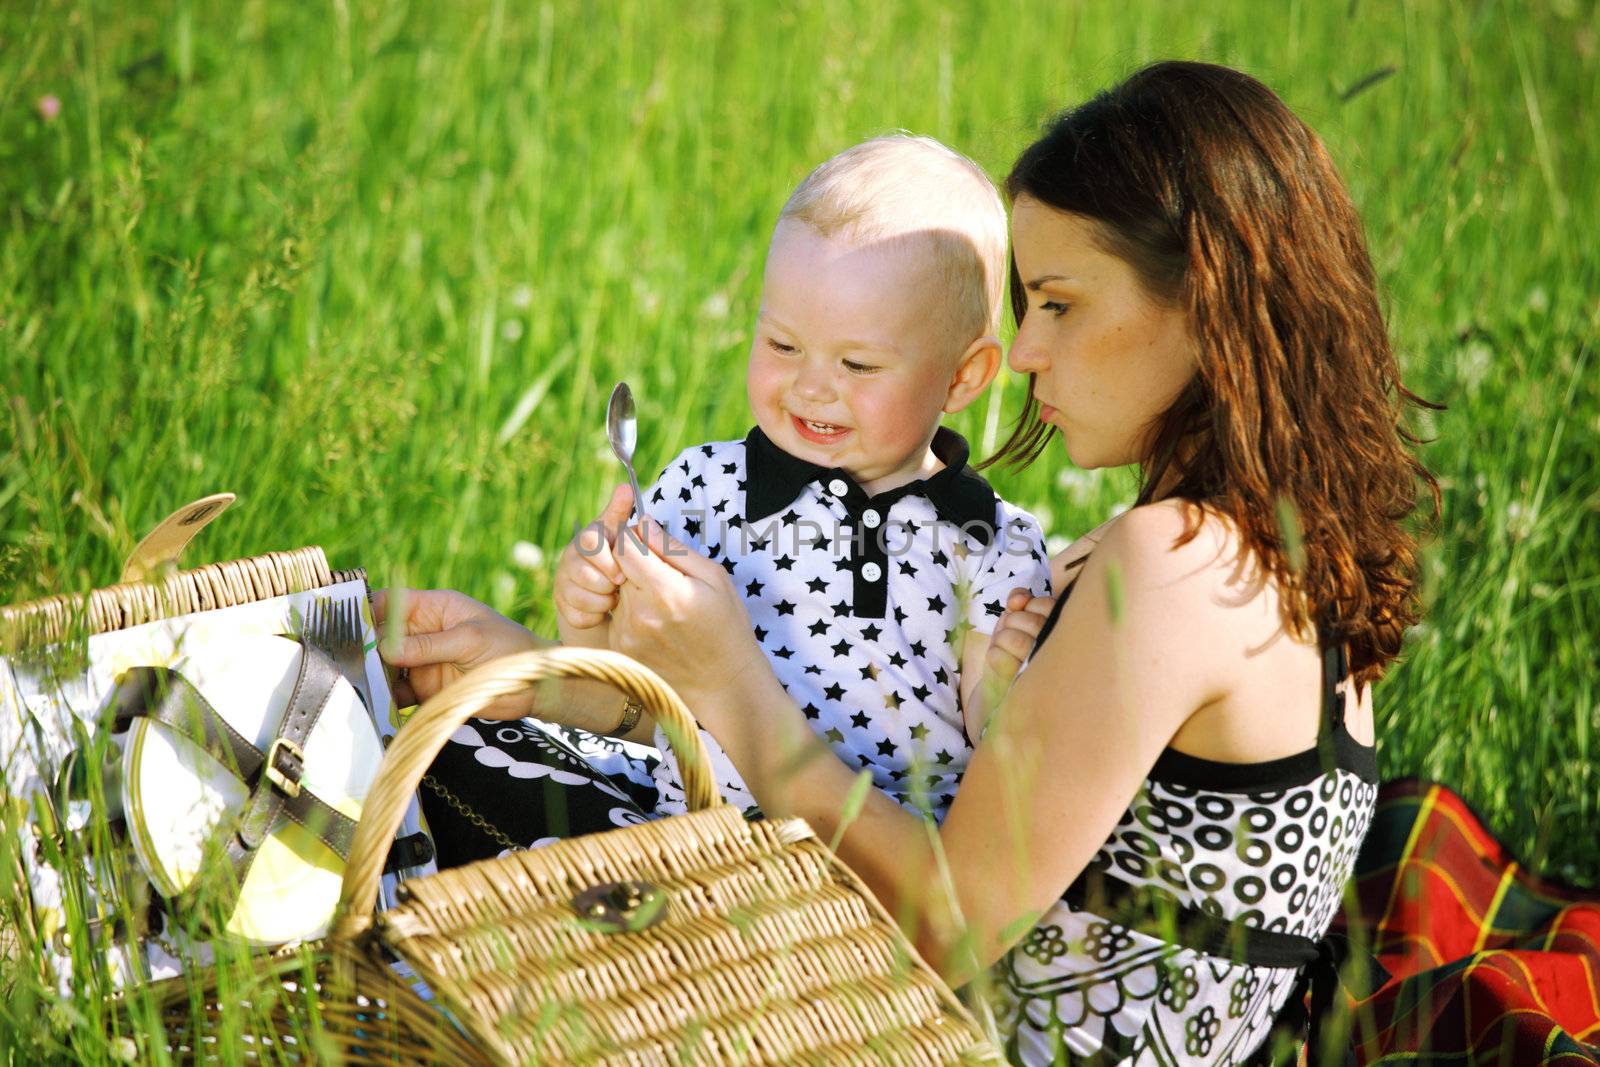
[1007,195,1196,471]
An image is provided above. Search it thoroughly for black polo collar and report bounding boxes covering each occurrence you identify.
[742,425,1000,546]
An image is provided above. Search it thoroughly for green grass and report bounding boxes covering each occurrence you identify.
[1,0,1597,1059]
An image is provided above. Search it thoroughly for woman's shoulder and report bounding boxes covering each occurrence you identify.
[1012,502,1268,803]
[1073,501,1295,668]
[1094,501,1341,741]
[1104,499,1239,563]
[1061,499,1251,595]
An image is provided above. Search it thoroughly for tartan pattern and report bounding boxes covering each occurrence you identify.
[1335,778,1600,1065]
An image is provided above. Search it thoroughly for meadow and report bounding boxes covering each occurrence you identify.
[1,0,1597,1059]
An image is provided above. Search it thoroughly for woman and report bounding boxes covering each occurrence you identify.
[381,61,1435,1064]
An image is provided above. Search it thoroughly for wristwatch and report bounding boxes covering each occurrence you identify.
[614,694,645,736]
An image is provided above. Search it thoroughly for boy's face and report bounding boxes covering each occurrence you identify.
[748,220,964,496]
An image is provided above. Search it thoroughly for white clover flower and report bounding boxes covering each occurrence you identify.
[511,540,545,570]
[1527,286,1549,314]
[1505,501,1535,539]
[509,284,534,310]
[1046,534,1071,556]
[632,278,661,315]
[500,318,524,342]
[1459,341,1492,391]
[700,292,730,320]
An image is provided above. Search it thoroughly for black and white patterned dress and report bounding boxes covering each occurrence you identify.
[992,595,1380,1066]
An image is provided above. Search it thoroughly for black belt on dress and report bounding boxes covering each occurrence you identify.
[1064,870,1390,1066]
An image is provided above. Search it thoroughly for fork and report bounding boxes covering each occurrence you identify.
[302,597,373,714]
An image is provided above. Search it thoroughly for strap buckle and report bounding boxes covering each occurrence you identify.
[263,737,305,798]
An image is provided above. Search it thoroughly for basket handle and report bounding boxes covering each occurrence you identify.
[120,492,237,582]
[332,646,719,941]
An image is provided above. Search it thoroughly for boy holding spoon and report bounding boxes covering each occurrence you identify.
[554,134,1052,823]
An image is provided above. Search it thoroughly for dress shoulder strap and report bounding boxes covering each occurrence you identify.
[1318,621,1350,732]
[1027,578,1074,661]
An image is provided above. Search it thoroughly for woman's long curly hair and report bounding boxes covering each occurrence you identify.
[991,61,1438,684]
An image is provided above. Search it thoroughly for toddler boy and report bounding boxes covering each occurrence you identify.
[556,134,1052,821]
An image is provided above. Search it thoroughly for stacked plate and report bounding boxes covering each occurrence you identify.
[113,633,384,945]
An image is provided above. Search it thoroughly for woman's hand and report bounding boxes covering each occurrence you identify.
[371,588,547,717]
[606,517,767,721]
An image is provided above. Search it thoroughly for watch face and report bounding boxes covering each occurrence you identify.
[122,633,383,945]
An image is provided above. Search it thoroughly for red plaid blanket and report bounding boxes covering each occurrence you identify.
[1334,778,1600,1065]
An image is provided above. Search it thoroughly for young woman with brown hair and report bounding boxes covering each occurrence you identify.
[381,61,1436,1064]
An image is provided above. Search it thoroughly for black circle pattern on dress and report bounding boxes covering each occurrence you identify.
[994,767,1379,1065]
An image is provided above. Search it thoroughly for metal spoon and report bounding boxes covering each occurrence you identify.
[606,381,644,523]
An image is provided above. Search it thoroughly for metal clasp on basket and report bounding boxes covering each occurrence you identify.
[264,737,304,798]
[571,879,667,933]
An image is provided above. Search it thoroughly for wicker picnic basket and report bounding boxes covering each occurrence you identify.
[122,646,1002,1064]
[3,500,1001,1063]
[348,646,1004,1063]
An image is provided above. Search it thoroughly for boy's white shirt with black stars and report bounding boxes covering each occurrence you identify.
[642,426,1053,823]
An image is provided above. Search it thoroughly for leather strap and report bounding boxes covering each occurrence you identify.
[223,642,339,902]
[111,668,263,784]
[108,655,357,868]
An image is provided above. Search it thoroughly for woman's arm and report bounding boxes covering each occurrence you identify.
[372,587,658,743]
[611,507,1225,984]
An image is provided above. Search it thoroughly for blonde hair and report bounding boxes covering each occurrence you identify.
[780,134,1008,351]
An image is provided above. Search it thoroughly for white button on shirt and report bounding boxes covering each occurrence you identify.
[643,427,1053,821]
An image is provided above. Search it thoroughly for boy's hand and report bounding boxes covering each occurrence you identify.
[554,485,635,647]
[372,587,547,716]
[975,588,1057,726]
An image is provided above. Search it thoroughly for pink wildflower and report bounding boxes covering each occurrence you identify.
[37,95,61,122]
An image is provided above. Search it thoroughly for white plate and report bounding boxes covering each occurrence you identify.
[121,632,382,945]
